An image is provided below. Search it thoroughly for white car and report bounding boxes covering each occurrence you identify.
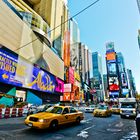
[85,105,97,113]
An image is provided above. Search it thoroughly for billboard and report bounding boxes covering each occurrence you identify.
[121,73,128,87]
[109,77,119,91]
[64,31,70,67]
[64,83,72,92]
[70,43,79,71]
[55,78,64,93]
[107,63,117,75]
[122,88,129,95]
[109,92,119,96]
[106,42,115,53]
[106,52,116,61]
[0,45,64,93]
[63,93,70,101]
[69,67,75,84]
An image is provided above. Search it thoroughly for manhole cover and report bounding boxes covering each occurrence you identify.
[51,134,65,139]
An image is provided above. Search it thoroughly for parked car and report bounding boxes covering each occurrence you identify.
[25,106,84,129]
[111,105,120,114]
[85,105,97,113]
[93,105,112,117]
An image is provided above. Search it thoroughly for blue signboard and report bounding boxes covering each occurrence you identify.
[27,66,56,93]
[0,45,63,93]
[0,47,22,87]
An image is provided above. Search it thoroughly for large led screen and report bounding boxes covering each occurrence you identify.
[109,77,119,91]
[121,73,128,87]
[107,63,117,75]
[106,52,116,61]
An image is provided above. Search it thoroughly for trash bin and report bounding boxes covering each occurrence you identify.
[136,114,140,139]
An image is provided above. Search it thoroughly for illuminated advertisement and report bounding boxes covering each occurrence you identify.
[106,52,116,61]
[109,92,119,96]
[27,67,55,93]
[122,88,129,95]
[55,78,64,93]
[64,83,72,93]
[0,47,22,86]
[63,93,70,101]
[0,45,64,93]
[109,77,119,91]
[107,63,117,75]
[64,31,70,67]
[69,67,75,84]
[121,73,128,87]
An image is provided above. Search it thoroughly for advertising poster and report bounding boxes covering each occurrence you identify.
[69,67,75,84]
[0,46,22,87]
[55,78,64,93]
[107,63,117,75]
[63,93,70,101]
[64,31,70,67]
[109,77,119,91]
[27,66,56,93]
[122,88,129,95]
[64,83,72,93]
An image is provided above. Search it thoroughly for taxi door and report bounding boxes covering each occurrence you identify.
[68,107,79,123]
[59,107,71,124]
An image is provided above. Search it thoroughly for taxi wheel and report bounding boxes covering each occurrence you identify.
[49,120,58,130]
[76,117,81,124]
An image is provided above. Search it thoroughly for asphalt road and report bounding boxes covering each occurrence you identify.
[0,113,138,140]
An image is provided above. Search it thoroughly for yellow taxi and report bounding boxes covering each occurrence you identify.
[93,105,112,117]
[111,105,120,114]
[25,106,84,129]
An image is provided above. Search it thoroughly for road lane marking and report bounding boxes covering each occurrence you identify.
[77,131,88,139]
[77,125,95,139]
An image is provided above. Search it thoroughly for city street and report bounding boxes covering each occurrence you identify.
[0,113,137,140]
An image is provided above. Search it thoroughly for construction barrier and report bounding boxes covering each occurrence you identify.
[11,108,17,117]
[0,107,29,119]
[4,108,10,119]
[18,108,23,117]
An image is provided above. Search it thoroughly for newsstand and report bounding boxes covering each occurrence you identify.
[136,114,140,139]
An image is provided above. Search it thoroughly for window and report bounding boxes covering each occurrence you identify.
[70,107,77,113]
[63,108,69,114]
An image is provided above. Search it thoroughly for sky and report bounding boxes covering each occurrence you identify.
[68,0,140,93]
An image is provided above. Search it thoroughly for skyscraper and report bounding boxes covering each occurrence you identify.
[92,52,104,101]
[137,0,140,14]
[127,69,136,97]
[106,42,120,99]
[116,52,129,97]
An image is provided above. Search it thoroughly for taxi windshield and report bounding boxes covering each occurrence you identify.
[46,106,63,114]
[98,105,108,110]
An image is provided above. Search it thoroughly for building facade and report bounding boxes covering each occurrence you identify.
[0,0,65,105]
[92,52,104,102]
[127,69,136,97]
